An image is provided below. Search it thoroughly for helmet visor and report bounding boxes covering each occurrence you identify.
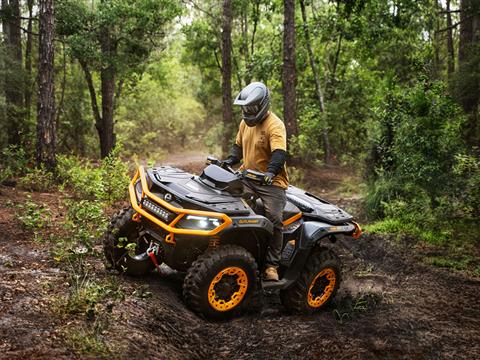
[242,104,261,116]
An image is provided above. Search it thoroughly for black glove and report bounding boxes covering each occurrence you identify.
[262,172,275,185]
[223,157,238,167]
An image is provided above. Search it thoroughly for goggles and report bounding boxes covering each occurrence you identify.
[241,104,261,115]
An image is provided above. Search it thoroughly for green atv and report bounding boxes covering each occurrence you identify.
[103,157,362,318]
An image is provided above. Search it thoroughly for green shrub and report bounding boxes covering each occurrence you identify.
[363,80,480,248]
[16,197,51,230]
[52,198,107,263]
[56,147,129,204]
[0,145,31,182]
[18,167,56,192]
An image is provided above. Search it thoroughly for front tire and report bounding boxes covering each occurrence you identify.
[280,249,341,314]
[103,208,155,276]
[183,245,258,319]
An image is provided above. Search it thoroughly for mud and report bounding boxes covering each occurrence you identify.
[1,159,479,359]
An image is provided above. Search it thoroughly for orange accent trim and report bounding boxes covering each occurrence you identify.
[282,212,302,227]
[307,267,336,308]
[132,213,141,222]
[165,233,175,244]
[208,266,248,312]
[352,221,362,239]
[128,167,233,237]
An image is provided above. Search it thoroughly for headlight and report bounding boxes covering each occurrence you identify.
[177,215,223,230]
[135,180,143,200]
[141,198,176,223]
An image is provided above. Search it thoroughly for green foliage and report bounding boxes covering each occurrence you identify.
[451,154,480,219]
[0,145,30,182]
[116,50,206,156]
[18,167,56,192]
[61,276,124,356]
[363,80,480,250]
[366,81,466,218]
[52,198,107,263]
[16,197,51,231]
[57,148,129,204]
[56,0,182,77]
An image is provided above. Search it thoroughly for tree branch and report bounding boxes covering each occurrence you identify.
[436,14,475,33]
[213,47,222,71]
[182,0,217,21]
[79,59,102,129]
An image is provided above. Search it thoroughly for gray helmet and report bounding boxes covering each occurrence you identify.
[234,82,270,127]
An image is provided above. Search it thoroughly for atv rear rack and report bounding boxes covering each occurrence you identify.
[129,166,233,242]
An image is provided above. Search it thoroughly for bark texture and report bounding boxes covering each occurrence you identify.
[446,0,455,76]
[282,0,298,140]
[458,0,480,146]
[221,0,234,157]
[2,0,24,145]
[25,0,34,121]
[98,26,116,158]
[36,0,56,169]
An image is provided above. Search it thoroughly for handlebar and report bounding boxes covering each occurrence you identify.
[206,156,265,184]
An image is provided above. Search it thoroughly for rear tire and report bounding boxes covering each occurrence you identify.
[183,245,258,319]
[103,208,155,276]
[280,249,341,314]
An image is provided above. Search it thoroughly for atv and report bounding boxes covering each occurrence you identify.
[103,157,361,318]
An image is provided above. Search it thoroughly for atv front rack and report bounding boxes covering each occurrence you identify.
[129,166,232,243]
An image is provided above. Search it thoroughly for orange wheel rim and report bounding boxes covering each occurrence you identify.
[307,267,336,308]
[208,267,248,312]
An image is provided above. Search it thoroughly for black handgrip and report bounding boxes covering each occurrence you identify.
[242,169,265,183]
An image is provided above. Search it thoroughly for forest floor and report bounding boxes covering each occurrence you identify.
[1,153,479,359]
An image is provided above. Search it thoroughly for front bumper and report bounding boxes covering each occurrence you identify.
[129,166,232,243]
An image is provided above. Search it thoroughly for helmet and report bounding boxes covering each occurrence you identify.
[234,82,270,127]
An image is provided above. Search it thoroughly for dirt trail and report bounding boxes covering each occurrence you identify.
[0,155,479,359]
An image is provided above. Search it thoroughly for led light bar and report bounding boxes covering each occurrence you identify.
[141,198,176,223]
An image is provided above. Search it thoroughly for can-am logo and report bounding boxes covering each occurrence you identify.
[164,193,173,202]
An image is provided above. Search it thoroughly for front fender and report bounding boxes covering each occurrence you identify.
[298,221,356,249]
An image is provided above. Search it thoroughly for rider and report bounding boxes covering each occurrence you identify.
[224,82,288,281]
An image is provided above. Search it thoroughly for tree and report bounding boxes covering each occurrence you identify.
[446,0,455,76]
[282,0,298,141]
[221,0,233,157]
[36,0,56,169]
[2,0,24,145]
[56,0,180,158]
[299,0,330,163]
[456,0,480,146]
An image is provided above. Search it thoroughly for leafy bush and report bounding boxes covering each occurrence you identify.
[364,80,480,250]
[0,145,30,182]
[57,147,129,204]
[18,167,56,192]
[366,81,466,219]
[16,197,51,230]
[52,198,107,263]
[451,154,480,219]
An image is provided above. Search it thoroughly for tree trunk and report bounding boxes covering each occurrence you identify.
[25,0,34,122]
[458,0,480,146]
[299,0,331,164]
[98,27,116,158]
[56,40,67,129]
[221,0,233,157]
[446,0,455,76]
[3,0,24,145]
[36,0,56,169]
[241,5,251,85]
[282,0,298,140]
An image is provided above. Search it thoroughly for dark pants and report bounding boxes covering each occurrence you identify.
[244,181,286,268]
